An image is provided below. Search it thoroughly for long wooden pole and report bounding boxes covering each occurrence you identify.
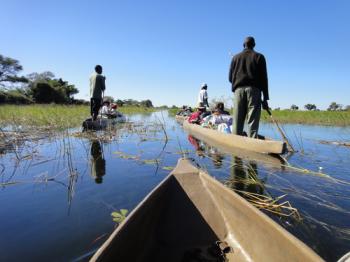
[266,108,295,152]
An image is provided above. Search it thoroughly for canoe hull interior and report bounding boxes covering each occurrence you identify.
[91,159,322,262]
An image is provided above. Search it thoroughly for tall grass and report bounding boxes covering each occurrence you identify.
[261,110,350,126]
[0,104,157,129]
[169,107,350,126]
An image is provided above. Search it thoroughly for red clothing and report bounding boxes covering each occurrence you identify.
[188,112,201,124]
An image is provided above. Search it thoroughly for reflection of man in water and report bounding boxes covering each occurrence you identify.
[229,156,264,194]
[90,140,106,184]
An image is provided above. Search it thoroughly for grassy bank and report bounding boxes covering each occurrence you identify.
[0,104,157,129]
[261,110,350,126]
[169,108,350,126]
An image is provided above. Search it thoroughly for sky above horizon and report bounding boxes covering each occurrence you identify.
[1,0,349,109]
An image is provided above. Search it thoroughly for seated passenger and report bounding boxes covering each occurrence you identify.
[214,102,230,115]
[176,105,193,116]
[109,103,118,118]
[100,101,111,118]
[188,105,206,124]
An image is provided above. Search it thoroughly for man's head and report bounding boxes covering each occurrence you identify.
[216,102,225,111]
[95,65,103,74]
[201,83,208,90]
[243,36,255,49]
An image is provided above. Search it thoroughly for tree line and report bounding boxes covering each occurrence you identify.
[0,54,79,104]
[289,103,350,111]
[0,54,155,107]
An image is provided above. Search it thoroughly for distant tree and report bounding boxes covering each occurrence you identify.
[171,105,178,109]
[123,99,139,106]
[304,104,317,111]
[345,105,350,111]
[140,99,153,108]
[103,96,114,103]
[274,107,280,111]
[27,71,55,82]
[0,54,28,87]
[31,82,66,103]
[115,99,124,106]
[290,104,299,110]
[29,78,78,103]
[327,102,342,111]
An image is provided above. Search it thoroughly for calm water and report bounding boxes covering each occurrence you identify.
[0,112,349,261]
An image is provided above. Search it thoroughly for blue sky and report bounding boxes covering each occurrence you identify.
[1,0,349,109]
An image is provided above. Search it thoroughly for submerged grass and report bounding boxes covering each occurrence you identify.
[0,104,158,129]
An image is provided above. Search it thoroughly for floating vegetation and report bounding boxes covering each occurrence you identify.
[319,140,350,147]
[141,159,160,165]
[162,166,174,171]
[235,190,302,221]
[111,209,129,224]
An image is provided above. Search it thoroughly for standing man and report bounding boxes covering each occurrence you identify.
[90,65,106,121]
[197,83,209,108]
[229,36,269,138]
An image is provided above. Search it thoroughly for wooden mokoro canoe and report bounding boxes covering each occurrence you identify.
[183,120,286,155]
[90,158,322,262]
[82,115,126,131]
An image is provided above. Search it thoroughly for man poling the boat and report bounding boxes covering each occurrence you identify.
[90,65,106,121]
[229,36,269,138]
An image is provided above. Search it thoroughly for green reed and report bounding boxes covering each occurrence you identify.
[0,104,158,129]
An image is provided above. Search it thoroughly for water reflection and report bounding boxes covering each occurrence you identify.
[188,135,224,167]
[90,140,106,184]
[227,156,264,195]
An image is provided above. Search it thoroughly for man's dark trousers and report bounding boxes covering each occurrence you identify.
[91,98,102,121]
[233,86,261,138]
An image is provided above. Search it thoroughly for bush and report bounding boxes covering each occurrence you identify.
[31,82,66,103]
[0,90,33,104]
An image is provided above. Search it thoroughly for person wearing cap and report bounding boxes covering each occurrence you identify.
[90,65,106,121]
[229,36,269,138]
[197,83,209,108]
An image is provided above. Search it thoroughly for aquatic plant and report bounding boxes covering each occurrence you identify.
[111,209,128,224]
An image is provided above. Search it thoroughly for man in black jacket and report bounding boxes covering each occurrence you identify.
[229,36,269,138]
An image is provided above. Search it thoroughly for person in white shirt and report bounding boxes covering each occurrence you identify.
[197,83,209,108]
[100,101,110,118]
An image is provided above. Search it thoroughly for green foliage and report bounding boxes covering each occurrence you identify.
[115,99,124,106]
[0,89,33,104]
[0,104,89,128]
[304,104,317,111]
[0,54,28,86]
[31,82,66,103]
[28,76,78,104]
[140,99,153,108]
[290,104,299,110]
[0,105,158,128]
[111,209,128,223]
[260,109,350,126]
[327,102,342,111]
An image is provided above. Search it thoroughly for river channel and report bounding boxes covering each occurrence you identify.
[0,111,349,261]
